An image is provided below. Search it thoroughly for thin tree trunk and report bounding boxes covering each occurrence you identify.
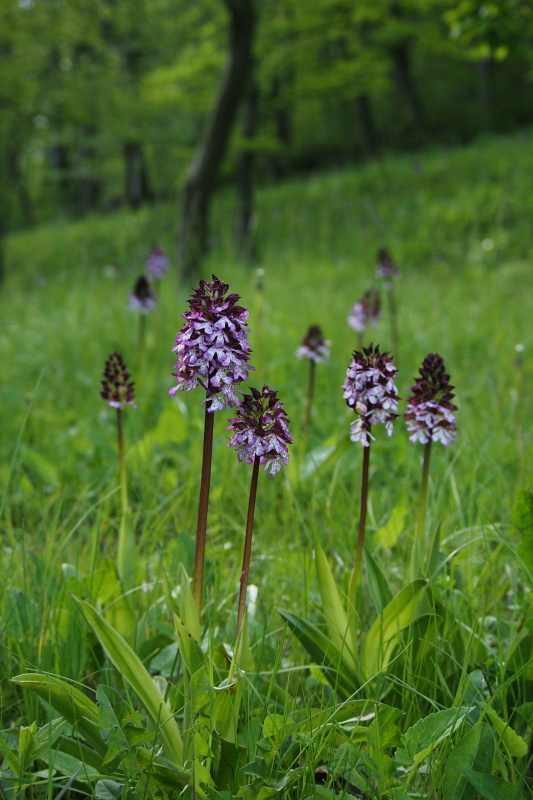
[265,74,292,181]
[236,78,258,261]
[124,141,150,210]
[179,0,255,282]
[355,94,378,160]
[390,41,426,136]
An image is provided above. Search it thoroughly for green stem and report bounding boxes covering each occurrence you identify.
[303,359,316,436]
[237,456,260,634]
[137,314,146,372]
[193,404,215,616]
[351,439,371,595]
[416,440,432,548]
[387,284,398,361]
[117,408,134,587]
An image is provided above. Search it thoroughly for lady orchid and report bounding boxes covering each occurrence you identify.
[169,275,253,412]
[227,386,292,631]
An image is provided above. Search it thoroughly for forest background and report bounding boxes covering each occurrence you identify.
[1,0,532,281]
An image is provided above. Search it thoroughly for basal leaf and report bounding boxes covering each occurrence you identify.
[362,579,429,678]
[461,768,523,800]
[314,540,357,670]
[74,598,184,766]
[444,722,495,800]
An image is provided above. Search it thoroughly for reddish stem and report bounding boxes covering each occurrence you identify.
[193,404,214,615]
[237,456,260,633]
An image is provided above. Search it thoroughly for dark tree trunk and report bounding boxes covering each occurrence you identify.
[124,141,150,210]
[265,74,292,181]
[179,0,256,281]
[236,79,258,261]
[355,94,378,160]
[390,41,426,137]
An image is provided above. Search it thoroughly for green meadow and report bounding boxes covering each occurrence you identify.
[1,131,532,799]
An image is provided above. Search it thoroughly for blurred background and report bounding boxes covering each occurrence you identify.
[0,0,532,279]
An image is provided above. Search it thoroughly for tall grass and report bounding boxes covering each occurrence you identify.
[1,130,532,797]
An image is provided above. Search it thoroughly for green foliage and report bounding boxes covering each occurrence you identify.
[2,133,533,797]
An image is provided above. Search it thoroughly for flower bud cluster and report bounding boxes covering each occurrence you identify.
[128,275,156,313]
[376,247,399,284]
[347,288,381,333]
[404,353,457,447]
[101,352,137,409]
[146,243,169,280]
[343,344,399,447]
[296,324,330,363]
[227,386,292,476]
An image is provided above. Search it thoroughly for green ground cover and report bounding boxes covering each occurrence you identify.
[1,131,532,799]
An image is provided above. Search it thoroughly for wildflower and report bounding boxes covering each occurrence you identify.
[405,353,457,447]
[296,324,330,363]
[100,352,137,409]
[146,243,169,280]
[127,275,156,313]
[227,386,292,476]
[169,275,253,412]
[347,289,381,334]
[342,344,399,447]
[376,247,399,282]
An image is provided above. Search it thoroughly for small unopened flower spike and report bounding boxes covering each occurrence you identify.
[343,345,398,593]
[376,246,399,283]
[405,353,457,447]
[100,352,136,587]
[296,325,330,364]
[169,274,253,412]
[227,386,292,477]
[101,352,137,409]
[406,353,457,579]
[297,325,330,435]
[227,386,292,633]
[127,275,156,313]
[146,243,169,281]
[342,344,399,447]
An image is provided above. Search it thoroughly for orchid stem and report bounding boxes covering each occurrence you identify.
[303,360,315,436]
[350,440,371,603]
[117,407,134,587]
[413,439,432,575]
[237,455,260,634]
[193,404,214,616]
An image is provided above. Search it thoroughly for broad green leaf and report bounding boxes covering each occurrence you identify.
[179,564,201,644]
[363,547,393,614]
[362,579,429,678]
[444,722,495,800]
[95,779,124,800]
[174,612,206,677]
[461,768,523,800]
[74,598,184,766]
[32,718,68,761]
[485,709,528,758]
[11,673,104,755]
[315,540,357,670]
[375,504,407,549]
[0,732,21,775]
[18,722,37,773]
[399,707,472,767]
[279,609,359,697]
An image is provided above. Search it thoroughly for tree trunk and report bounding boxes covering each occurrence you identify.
[124,141,150,210]
[236,78,258,261]
[355,94,378,161]
[390,41,426,137]
[265,74,292,181]
[179,0,256,281]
